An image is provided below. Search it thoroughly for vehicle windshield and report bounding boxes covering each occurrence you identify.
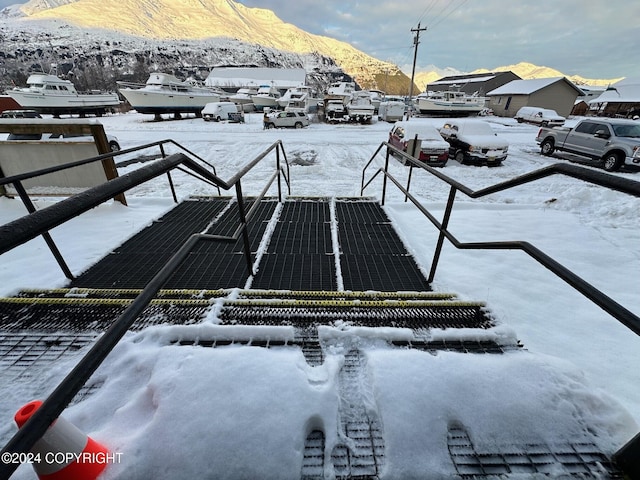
[612,124,640,138]
[458,122,493,135]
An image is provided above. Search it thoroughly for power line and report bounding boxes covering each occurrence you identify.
[428,0,471,30]
[415,0,440,27]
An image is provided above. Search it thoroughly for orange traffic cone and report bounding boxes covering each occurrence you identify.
[14,400,110,480]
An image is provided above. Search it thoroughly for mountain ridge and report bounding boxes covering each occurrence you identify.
[413,62,622,90]
[13,0,412,93]
[1,0,623,92]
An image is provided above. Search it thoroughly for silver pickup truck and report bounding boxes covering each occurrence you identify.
[536,118,640,171]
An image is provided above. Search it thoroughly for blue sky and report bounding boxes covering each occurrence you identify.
[235,0,640,80]
[2,0,638,79]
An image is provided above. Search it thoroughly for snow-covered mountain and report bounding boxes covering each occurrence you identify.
[412,62,622,91]
[0,19,350,93]
[0,0,412,94]
[0,0,622,95]
[472,62,623,87]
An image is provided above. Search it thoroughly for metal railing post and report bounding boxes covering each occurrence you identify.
[13,180,74,280]
[614,431,640,479]
[235,181,254,275]
[428,185,457,283]
[166,172,178,203]
[158,143,178,202]
[405,165,414,203]
[276,143,283,202]
[381,148,390,206]
[404,134,421,202]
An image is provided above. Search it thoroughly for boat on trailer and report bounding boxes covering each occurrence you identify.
[117,73,223,119]
[229,87,259,112]
[416,90,486,116]
[251,85,282,111]
[277,86,319,113]
[346,90,375,123]
[6,73,121,116]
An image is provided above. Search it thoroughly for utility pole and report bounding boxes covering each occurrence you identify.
[408,22,427,120]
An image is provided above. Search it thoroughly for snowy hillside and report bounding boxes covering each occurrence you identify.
[0,0,621,96]
[0,19,350,93]
[0,0,412,93]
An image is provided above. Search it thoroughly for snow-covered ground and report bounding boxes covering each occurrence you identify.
[1,112,639,478]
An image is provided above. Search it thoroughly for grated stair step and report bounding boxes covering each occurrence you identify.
[331,349,385,478]
[447,422,623,478]
[302,430,326,480]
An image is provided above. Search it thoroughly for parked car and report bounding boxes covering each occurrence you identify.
[515,106,565,127]
[536,118,640,171]
[6,132,121,151]
[439,120,509,166]
[388,120,449,167]
[1,109,42,119]
[264,110,310,129]
[201,102,242,122]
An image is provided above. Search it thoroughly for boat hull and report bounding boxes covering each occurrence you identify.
[6,91,120,115]
[119,89,221,114]
[417,98,485,116]
[252,96,280,111]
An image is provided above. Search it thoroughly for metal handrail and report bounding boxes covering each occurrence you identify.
[361,142,640,337]
[0,141,291,478]
[0,139,222,194]
[0,140,291,277]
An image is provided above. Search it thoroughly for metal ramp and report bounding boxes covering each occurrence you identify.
[0,197,626,478]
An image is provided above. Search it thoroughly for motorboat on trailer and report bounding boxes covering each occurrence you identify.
[6,73,120,116]
[368,89,385,112]
[322,81,355,122]
[277,86,319,112]
[416,90,486,116]
[251,85,282,111]
[117,73,223,118]
[229,87,259,112]
[346,90,375,123]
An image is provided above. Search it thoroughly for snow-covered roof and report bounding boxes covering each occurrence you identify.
[587,83,640,104]
[487,77,583,96]
[205,67,306,89]
[430,75,497,85]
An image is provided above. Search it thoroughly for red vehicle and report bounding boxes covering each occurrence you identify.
[388,120,449,166]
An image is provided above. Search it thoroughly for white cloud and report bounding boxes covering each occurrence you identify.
[2,0,638,78]
[237,0,640,78]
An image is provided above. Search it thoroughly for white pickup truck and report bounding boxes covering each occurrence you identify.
[536,118,640,171]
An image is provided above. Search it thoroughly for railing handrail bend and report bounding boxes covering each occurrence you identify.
[0,141,290,272]
[0,139,292,477]
[361,141,640,337]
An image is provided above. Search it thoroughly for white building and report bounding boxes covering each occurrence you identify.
[205,67,307,92]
